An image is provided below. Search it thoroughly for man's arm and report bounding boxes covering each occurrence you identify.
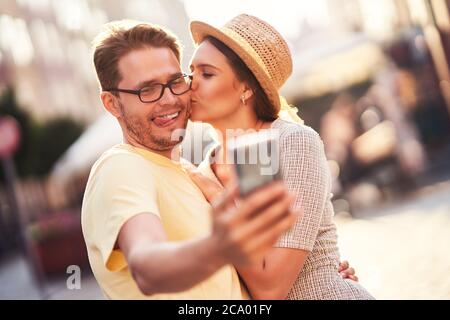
[118,181,296,296]
[118,213,225,295]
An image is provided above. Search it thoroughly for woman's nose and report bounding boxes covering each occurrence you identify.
[190,74,198,91]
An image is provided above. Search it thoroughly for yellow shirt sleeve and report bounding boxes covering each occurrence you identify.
[84,152,160,272]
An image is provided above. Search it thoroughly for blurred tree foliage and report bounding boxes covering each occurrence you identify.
[0,87,84,180]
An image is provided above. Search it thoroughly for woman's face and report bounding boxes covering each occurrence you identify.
[189,40,246,123]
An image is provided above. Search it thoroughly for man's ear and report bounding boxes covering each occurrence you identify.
[101,92,122,118]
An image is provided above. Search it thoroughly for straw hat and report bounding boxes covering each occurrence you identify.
[190,14,293,113]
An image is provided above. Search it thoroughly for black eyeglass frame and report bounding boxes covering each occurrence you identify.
[104,73,193,103]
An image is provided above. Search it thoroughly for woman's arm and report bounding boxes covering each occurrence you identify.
[236,247,308,299]
[188,130,358,299]
[236,127,330,299]
[237,252,358,300]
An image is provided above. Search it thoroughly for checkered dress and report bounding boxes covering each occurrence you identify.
[272,118,374,300]
[197,119,374,300]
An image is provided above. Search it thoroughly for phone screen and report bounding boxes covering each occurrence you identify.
[228,130,282,196]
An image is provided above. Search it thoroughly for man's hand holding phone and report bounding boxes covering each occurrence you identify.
[190,130,301,266]
[209,181,297,266]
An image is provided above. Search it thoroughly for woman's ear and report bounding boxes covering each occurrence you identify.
[101,92,122,118]
[243,85,254,101]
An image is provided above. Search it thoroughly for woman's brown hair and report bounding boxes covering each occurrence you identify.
[204,36,277,121]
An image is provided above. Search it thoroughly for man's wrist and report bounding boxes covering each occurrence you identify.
[198,234,228,272]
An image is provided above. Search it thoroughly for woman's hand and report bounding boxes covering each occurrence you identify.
[338,260,358,282]
[186,168,224,203]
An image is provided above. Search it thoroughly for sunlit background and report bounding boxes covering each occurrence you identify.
[1,0,449,300]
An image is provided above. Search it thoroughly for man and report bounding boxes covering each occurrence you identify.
[82,20,296,299]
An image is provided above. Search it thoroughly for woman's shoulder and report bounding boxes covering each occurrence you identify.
[272,120,330,182]
[272,118,323,150]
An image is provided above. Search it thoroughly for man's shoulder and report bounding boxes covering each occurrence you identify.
[90,144,153,178]
[82,144,160,206]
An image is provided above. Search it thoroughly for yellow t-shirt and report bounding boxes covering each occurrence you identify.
[81,143,245,299]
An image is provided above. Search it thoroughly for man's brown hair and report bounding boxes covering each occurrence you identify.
[92,20,182,91]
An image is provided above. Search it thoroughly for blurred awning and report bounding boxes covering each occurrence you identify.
[49,112,122,191]
[281,33,387,100]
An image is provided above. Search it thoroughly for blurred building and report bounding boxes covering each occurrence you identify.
[0,0,192,124]
[284,0,450,102]
[287,0,450,212]
[0,0,193,264]
[2,0,450,221]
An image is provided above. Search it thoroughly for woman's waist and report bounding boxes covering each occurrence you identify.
[301,244,341,273]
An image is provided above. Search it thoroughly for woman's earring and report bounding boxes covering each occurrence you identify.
[241,95,246,106]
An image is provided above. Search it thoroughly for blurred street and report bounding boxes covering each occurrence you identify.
[336,179,450,300]
[0,255,103,300]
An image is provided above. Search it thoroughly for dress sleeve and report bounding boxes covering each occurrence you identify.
[275,126,331,251]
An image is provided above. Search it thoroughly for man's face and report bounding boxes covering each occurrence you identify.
[115,47,190,151]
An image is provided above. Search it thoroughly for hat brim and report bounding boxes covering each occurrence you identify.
[190,20,280,112]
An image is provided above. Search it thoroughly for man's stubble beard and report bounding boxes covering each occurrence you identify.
[118,100,190,151]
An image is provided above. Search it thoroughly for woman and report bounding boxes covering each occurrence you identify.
[186,14,374,300]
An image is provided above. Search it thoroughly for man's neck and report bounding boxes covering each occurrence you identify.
[123,134,180,161]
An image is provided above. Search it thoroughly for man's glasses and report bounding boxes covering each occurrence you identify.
[104,73,193,103]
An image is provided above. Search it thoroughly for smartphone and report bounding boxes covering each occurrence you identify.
[228,129,282,197]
